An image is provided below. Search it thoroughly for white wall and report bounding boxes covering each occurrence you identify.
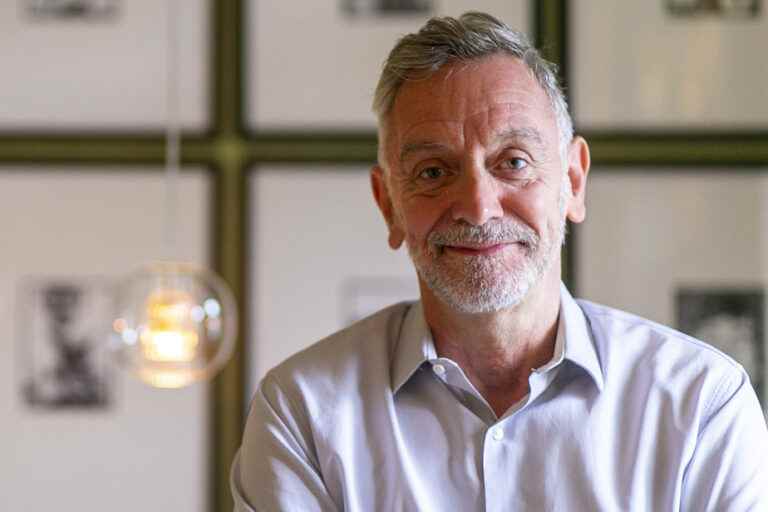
[0,168,210,512]
[248,167,420,398]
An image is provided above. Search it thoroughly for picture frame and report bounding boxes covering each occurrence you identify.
[676,287,764,403]
[18,276,114,409]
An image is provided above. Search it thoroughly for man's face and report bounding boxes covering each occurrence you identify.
[372,54,588,313]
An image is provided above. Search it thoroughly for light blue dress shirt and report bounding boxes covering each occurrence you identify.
[232,285,768,511]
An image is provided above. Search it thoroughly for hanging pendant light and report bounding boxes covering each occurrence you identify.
[111,0,237,388]
[113,261,236,388]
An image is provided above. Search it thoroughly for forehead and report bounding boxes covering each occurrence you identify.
[387,54,556,149]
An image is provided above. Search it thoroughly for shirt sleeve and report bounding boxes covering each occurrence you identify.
[681,368,768,511]
[230,373,339,512]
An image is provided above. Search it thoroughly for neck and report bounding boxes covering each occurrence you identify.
[421,271,562,418]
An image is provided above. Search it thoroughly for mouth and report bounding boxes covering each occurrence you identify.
[442,242,521,256]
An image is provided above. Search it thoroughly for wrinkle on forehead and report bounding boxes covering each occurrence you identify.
[384,55,558,170]
[395,103,550,155]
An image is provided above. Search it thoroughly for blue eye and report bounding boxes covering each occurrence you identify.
[418,167,446,180]
[505,158,528,170]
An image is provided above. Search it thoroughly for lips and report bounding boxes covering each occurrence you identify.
[442,241,522,256]
[427,220,539,257]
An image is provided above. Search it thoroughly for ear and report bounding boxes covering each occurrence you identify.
[564,136,590,224]
[371,165,405,250]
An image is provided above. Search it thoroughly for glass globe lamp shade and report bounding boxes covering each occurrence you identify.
[112,262,237,388]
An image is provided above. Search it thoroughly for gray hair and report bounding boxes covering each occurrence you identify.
[373,11,573,162]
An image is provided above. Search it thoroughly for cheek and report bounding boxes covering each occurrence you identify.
[400,199,445,245]
[503,183,560,232]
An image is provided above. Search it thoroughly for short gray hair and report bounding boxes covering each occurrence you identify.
[373,11,573,160]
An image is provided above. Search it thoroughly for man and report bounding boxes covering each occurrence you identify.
[232,12,768,511]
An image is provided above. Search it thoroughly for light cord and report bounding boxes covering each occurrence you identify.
[164,0,180,263]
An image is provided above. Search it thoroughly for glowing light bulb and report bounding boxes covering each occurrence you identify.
[139,289,199,362]
[112,262,237,388]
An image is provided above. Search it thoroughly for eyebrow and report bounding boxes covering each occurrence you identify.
[398,141,449,165]
[398,127,547,165]
[493,127,546,149]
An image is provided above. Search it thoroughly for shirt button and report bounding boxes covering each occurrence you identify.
[432,363,446,376]
[491,427,503,441]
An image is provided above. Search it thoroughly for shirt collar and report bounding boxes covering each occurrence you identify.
[391,301,435,393]
[390,283,605,393]
[558,282,605,390]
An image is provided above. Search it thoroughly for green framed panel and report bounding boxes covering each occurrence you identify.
[244,0,534,133]
[559,1,768,166]
[0,0,213,135]
[0,164,214,512]
[568,2,768,133]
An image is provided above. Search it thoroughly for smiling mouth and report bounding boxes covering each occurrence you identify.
[442,242,523,256]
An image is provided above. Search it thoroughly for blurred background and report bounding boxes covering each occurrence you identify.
[1,1,766,511]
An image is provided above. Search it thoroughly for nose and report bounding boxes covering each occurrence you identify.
[449,169,504,226]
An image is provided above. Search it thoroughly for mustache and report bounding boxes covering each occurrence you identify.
[427,219,539,248]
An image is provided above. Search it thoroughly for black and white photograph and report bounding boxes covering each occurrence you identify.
[676,288,765,402]
[342,0,433,17]
[666,0,761,18]
[24,0,120,21]
[18,278,113,408]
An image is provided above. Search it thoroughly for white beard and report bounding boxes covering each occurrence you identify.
[406,190,568,314]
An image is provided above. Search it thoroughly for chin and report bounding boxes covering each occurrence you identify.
[422,265,540,314]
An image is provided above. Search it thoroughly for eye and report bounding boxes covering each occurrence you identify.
[502,158,528,171]
[417,166,447,180]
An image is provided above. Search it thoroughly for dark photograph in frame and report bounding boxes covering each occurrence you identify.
[676,288,765,403]
[342,0,433,17]
[18,277,114,409]
[666,0,761,18]
[23,0,120,21]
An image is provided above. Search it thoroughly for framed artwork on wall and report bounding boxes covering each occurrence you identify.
[245,0,531,131]
[676,287,764,403]
[576,168,768,408]
[568,1,768,132]
[18,276,114,409]
[0,166,212,512]
[0,0,211,133]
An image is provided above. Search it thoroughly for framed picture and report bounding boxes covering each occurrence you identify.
[0,166,211,512]
[18,276,114,408]
[0,0,210,132]
[248,166,420,398]
[23,0,120,20]
[576,168,768,406]
[569,1,768,131]
[245,0,531,131]
[676,288,764,402]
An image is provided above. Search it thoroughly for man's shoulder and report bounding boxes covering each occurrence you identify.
[258,301,414,408]
[575,298,746,388]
